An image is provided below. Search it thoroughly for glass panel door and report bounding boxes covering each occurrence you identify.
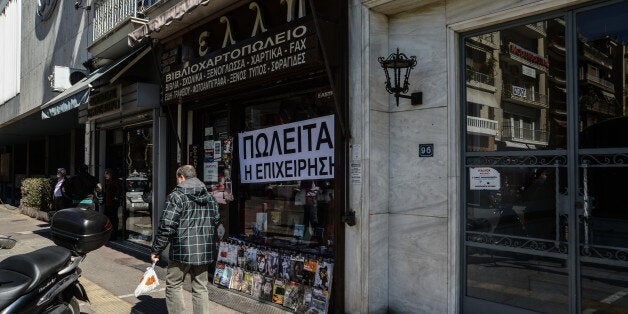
[464,16,570,314]
[576,3,628,312]
[123,126,153,245]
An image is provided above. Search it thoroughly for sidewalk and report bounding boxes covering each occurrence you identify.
[0,204,246,313]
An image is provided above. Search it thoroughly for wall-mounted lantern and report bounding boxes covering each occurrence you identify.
[378,48,422,106]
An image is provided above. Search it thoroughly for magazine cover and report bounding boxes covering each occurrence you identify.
[245,246,258,271]
[213,261,225,285]
[297,286,313,314]
[229,266,244,291]
[314,261,333,292]
[282,281,300,310]
[266,251,279,277]
[241,271,254,295]
[252,273,263,299]
[227,243,239,265]
[303,258,319,286]
[217,242,229,263]
[279,253,292,281]
[220,265,233,287]
[237,246,246,267]
[293,224,305,238]
[310,288,328,314]
[271,279,285,305]
[257,250,267,275]
[260,276,274,301]
[290,255,305,283]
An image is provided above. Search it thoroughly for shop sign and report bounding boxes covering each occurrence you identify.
[521,65,536,78]
[469,167,500,190]
[511,85,527,98]
[509,43,549,68]
[162,19,321,103]
[87,85,121,119]
[238,115,334,183]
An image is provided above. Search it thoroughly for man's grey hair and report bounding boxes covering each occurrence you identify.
[176,165,197,179]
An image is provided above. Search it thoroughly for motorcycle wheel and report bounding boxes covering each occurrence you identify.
[44,297,80,314]
[66,297,80,314]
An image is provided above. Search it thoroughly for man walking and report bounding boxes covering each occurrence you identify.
[151,165,220,314]
[51,168,69,211]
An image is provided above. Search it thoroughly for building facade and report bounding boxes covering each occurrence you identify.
[0,0,89,203]
[349,0,628,313]
[1,0,627,313]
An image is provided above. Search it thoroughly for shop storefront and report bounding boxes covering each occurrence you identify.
[84,46,162,246]
[150,1,346,312]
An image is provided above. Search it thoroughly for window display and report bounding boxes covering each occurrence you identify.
[199,89,336,312]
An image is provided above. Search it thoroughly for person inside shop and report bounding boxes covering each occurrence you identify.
[301,180,320,242]
[62,164,102,211]
[150,165,220,314]
[50,167,70,212]
[103,168,123,240]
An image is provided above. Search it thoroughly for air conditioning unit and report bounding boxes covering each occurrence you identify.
[49,66,87,92]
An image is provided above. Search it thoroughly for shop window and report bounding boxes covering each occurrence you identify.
[203,89,336,312]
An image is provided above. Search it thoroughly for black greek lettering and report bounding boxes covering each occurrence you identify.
[255,133,269,157]
[317,121,333,150]
[284,127,296,154]
[243,135,254,159]
[302,123,316,151]
[244,165,252,180]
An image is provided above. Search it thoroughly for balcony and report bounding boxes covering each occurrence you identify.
[502,84,548,108]
[466,68,496,93]
[581,44,613,69]
[467,116,499,136]
[524,21,546,38]
[468,33,499,50]
[579,71,615,93]
[89,0,161,59]
[502,124,548,145]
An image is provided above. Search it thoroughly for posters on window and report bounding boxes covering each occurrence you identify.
[238,115,335,183]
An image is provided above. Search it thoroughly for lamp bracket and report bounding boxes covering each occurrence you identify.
[396,92,422,106]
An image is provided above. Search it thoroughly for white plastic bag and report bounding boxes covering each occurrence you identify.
[134,261,160,297]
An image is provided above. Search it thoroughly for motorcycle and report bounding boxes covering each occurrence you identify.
[0,207,111,314]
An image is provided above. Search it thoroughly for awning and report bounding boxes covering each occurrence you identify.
[41,46,151,119]
[128,0,241,47]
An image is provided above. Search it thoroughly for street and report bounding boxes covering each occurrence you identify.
[0,204,288,314]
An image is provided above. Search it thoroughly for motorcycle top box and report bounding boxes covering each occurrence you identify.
[50,208,112,255]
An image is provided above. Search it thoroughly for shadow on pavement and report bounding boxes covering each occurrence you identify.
[132,295,167,314]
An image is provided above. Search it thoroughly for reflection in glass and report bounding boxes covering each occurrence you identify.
[577,2,628,149]
[466,166,568,241]
[466,248,568,313]
[465,18,566,151]
[577,3,628,312]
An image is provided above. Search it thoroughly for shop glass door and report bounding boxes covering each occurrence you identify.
[123,126,153,245]
[463,2,628,312]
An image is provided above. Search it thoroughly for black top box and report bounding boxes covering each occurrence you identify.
[50,208,112,255]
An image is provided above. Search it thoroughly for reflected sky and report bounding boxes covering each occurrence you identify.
[577,2,628,43]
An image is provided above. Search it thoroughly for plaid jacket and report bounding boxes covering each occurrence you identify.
[151,177,220,265]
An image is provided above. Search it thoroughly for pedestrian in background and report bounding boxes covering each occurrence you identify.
[62,164,102,210]
[150,165,220,314]
[103,168,123,240]
[51,167,69,211]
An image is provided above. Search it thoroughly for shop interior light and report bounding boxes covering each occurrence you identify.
[378,48,422,106]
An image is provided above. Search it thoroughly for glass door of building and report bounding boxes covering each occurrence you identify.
[463,2,628,313]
